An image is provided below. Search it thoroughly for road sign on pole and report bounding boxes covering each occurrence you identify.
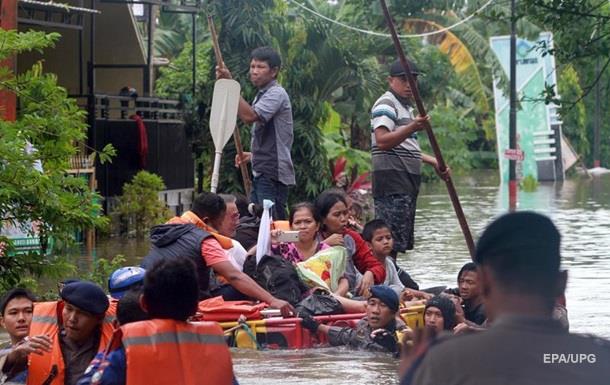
[504,148,524,161]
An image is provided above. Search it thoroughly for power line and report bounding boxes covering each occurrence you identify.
[285,0,495,38]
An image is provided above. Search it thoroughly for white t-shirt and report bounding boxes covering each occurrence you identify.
[226,239,248,271]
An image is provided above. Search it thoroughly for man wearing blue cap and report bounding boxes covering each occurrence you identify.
[26,281,114,385]
[302,285,406,354]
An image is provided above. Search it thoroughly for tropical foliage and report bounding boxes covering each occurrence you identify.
[152,0,609,200]
[114,171,171,238]
[0,30,114,289]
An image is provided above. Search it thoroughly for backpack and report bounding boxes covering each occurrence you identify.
[242,254,308,306]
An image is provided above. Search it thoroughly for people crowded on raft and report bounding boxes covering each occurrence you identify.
[141,191,294,316]
[80,257,238,385]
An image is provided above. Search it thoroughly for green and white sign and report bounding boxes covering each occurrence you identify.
[490,33,561,183]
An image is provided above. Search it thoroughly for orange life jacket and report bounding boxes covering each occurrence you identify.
[272,220,290,231]
[172,211,233,249]
[27,300,116,385]
[119,318,234,385]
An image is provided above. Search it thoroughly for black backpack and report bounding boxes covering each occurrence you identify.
[242,254,308,306]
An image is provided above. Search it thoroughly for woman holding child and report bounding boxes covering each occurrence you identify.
[271,202,350,297]
[315,190,386,297]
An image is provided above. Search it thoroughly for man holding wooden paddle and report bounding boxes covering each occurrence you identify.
[216,46,295,220]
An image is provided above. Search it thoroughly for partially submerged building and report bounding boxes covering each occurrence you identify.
[1,0,202,214]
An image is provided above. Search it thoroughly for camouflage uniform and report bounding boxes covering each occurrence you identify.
[327,317,406,353]
[374,193,418,252]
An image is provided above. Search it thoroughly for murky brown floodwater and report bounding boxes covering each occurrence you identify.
[3,171,609,384]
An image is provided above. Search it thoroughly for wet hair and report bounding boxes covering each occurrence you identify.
[289,202,319,225]
[0,288,36,316]
[233,193,250,218]
[457,262,477,282]
[143,257,199,321]
[362,219,391,242]
[116,289,149,326]
[191,192,226,223]
[314,190,347,229]
[250,46,281,70]
[475,212,560,300]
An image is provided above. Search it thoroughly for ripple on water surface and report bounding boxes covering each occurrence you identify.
[40,172,608,384]
[231,347,399,385]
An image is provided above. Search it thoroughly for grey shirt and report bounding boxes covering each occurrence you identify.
[251,80,295,186]
[409,315,610,385]
[383,258,405,296]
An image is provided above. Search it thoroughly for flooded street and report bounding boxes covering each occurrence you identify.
[3,172,608,384]
[231,348,399,385]
[232,172,610,385]
[408,172,610,339]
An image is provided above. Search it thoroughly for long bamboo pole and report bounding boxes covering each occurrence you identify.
[207,15,253,195]
[378,0,475,259]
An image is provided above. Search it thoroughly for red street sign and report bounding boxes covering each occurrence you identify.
[504,149,524,161]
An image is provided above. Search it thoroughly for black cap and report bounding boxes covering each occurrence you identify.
[389,59,420,77]
[425,295,457,330]
[61,281,109,316]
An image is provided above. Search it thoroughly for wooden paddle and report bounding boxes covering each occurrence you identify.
[378,0,475,259]
[207,15,253,195]
[209,79,240,193]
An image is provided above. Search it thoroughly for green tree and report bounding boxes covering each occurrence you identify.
[157,0,334,200]
[557,65,588,158]
[0,29,113,289]
[518,0,609,166]
[115,171,171,238]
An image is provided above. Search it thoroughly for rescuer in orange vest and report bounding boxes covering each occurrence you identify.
[86,257,238,385]
[26,280,114,385]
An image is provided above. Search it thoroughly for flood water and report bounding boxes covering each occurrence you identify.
[3,171,609,384]
[231,171,610,385]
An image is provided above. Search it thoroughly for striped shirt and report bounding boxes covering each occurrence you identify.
[370,91,422,197]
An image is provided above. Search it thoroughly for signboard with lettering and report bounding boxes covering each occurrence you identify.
[490,33,562,182]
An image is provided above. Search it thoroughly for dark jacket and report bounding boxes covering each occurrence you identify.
[142,223,212,299]
[464,301,486,325]
[234,216,260,251]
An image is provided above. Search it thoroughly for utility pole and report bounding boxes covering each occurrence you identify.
[509,0,518,210]
[594,58,601,168]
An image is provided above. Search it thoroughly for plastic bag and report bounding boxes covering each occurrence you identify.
[296,246,347,292]
[255,200,274,265]
[295,290,343,316]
